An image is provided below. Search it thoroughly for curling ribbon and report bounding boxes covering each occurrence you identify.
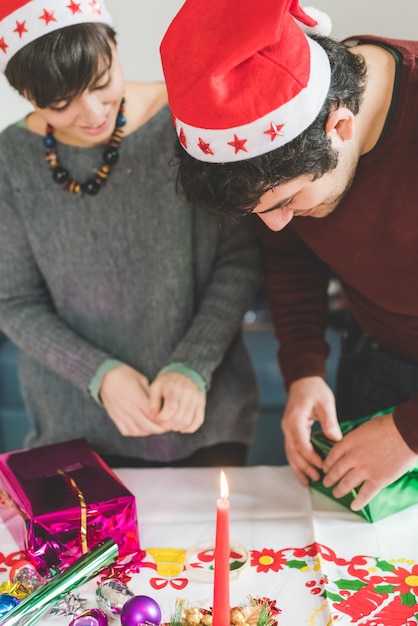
[56,470,88,554]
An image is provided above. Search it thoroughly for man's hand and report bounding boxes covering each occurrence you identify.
[100,364,166,436]
[149,372,206,433]
[282,376,342,485]
[322,411,418,510]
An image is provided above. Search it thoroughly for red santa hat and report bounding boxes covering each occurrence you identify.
[160,0,332,163]
[0,0,113,73]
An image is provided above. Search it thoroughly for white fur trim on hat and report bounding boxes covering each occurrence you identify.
[0,0,113,73]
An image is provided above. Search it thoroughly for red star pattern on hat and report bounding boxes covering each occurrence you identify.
[227,134,248,154]
[39,9,56,25]
[13,21,28,37]
[0,38,8,53]
[179,128,187,149]
[264,123,285,142]
[89,1,102,15]
[198,138,214,155]
[67,1,82,14]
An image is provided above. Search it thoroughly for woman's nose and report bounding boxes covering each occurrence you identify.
[77,93,105,125]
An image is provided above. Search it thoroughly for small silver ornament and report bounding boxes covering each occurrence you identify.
[96,579,134,617]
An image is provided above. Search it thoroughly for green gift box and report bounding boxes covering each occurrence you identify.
[310,408,418,522]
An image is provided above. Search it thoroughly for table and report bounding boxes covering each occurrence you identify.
[1,465,418,625]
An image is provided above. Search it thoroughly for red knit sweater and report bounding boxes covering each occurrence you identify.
[258,36,418,452]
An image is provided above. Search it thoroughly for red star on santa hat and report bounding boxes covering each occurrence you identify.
[227,134,248,154]
[264,122,285,141]
[67,1,82,14]
[13,21,28,38]
[198,138,214,155]
[89,1,102,15]
[39,9,57,25]
[0,37,8,54]
[179,128,187,149]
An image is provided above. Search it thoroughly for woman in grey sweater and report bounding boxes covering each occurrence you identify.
[0,0,260,466]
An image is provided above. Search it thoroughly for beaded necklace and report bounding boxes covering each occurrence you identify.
[43,98,126,196]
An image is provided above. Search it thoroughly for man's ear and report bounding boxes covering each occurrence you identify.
[325,107,355,141]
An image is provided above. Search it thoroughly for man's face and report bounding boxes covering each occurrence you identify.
[252,148,358,231]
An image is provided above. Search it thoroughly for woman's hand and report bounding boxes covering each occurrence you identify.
[100,364,165,436]
[149,372,206,433]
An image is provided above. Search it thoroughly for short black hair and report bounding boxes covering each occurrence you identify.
[5,23,117,109]
[173,36,367,219]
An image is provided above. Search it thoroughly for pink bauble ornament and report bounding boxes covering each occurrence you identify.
[120,595,162,626]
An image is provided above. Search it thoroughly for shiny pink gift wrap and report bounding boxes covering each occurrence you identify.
[0,439,140,573]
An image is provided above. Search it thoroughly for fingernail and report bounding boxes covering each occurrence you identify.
[329,429,342,439]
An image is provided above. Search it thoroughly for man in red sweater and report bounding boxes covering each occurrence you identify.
[160,0,418,511]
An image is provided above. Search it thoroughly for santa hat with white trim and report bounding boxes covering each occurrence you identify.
[160,0,332,163]
[0,0,113,73]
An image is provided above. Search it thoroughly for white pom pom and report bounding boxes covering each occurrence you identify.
[298,6,332,36]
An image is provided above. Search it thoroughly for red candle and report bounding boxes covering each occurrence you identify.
[212,471,230,626]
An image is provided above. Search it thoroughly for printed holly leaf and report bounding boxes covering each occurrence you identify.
[334,579,367,591]
[324,591,343,602]
[400,591,418,607]
[374,584,396,594]
[286,560,308,570]
[230,560,244,571]
[375,558,395,572]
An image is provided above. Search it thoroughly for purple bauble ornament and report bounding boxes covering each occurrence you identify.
[120,595,162,626]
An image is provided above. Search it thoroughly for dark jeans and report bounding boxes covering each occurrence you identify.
[102,442,247,469]
[335,315,418,422]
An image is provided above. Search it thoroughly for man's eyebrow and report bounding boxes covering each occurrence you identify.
[255,196,294,214]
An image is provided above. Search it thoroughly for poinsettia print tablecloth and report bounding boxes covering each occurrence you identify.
[0,466,417,625]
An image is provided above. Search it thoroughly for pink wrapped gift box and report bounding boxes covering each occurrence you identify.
[0,438,140,573]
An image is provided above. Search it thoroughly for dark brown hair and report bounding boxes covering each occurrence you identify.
[5,23,117,109]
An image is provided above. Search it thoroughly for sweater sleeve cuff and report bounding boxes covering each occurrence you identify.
[88,358,124,406]
[393,395,418,453]
[279,339,330,390]
[158,363,207,394]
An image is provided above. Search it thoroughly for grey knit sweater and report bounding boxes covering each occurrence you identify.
[0,106,261,461]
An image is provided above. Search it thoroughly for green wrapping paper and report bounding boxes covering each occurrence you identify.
[310,408,418,522]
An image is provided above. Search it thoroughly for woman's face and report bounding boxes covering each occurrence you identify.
[31,44,125,147]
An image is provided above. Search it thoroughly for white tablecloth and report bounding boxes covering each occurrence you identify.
[1,465,418,625]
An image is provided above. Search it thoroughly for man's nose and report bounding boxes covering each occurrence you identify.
[256,208,294,231]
